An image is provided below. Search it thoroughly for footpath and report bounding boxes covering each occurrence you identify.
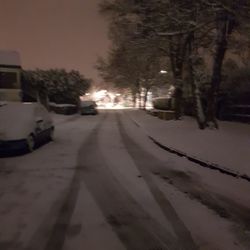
[126,110,250,181]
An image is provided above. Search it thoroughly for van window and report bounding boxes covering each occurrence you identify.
[0,72,18,89]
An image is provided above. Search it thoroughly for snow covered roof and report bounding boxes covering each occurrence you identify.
[0,50,21,68]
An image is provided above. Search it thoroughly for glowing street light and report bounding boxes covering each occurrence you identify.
[160,70,168,74]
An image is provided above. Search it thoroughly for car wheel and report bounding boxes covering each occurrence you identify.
[26,134,35,152]
[49,127,54,141]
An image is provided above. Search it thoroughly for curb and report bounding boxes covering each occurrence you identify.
[128,114,250,183]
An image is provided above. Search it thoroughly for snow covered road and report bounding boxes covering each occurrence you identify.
[0,110,249,250]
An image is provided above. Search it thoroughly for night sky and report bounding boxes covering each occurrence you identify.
[0,0,110,84]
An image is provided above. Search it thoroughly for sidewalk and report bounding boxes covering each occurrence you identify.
[127,110,250,180]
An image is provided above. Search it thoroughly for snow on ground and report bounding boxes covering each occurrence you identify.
[127,110,250,177]
[0,111,249,249]
[122,110,250,207]
[0,115,86,247]
[0,113,124,249]
[156,179,246,250]
[99,113,176,236]
[120,110,250,249]
[51,112,78,125]
[62,179,126,250]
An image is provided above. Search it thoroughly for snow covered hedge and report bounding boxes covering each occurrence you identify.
[22,69,91,105]
[49,103,78,115]
[152,97,173,111]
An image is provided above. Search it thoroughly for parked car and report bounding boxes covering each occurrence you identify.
[0,102,54,154]
[80,100,98,115]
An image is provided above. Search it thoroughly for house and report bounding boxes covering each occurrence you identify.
[0,50,22,102]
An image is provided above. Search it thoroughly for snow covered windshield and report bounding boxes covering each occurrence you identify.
[80,101,96,107]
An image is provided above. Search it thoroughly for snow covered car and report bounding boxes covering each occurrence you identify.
[80,100,98,115]
[0,102,54,153]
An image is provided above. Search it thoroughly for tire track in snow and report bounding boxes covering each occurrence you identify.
[120,111,250,246]
[23,112,108,250]
[43,113,108,250]
[116,112,198,250]
[76,112,183,250]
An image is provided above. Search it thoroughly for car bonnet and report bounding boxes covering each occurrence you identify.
[0,103,35,140]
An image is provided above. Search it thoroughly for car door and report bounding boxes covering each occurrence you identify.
[34,105,45,141]
[39,105,53,130]
[34,104,52,141]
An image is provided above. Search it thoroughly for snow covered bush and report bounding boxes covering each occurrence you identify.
[152,97,173,111]
[49,103,78,115]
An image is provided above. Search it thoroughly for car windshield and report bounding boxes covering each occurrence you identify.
[81,101,96,107]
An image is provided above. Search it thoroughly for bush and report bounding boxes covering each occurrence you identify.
[221,65,250,104]
[49,103,78,115]
[152,97,173,110]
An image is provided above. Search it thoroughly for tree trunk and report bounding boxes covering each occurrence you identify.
[132,93,136,108]
[186,36,206,129]
[205,10,233,129]
[169,36,188,120]
[173,77,183,120]
[191,80,206,129]
[142,88,149,110]
[173,86,182,120]
[137,91,142,109]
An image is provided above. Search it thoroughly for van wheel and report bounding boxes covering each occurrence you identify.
[26,134,35,152]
